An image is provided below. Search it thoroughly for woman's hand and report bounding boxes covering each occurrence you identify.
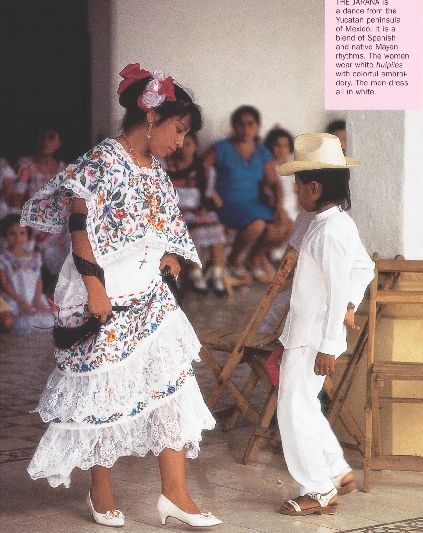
[18,300,34,315]
[160,254,181,279]
[86,282,112,323]
[314,353,335,376]
[211,190,223,209]
[33,300,50,314]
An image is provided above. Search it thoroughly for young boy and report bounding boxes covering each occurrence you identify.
[276,133,375,516]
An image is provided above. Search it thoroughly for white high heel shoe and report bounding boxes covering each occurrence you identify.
[156,494,222,527]
[86,492,125,527]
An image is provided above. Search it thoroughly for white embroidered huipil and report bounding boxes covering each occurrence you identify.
[20,139,215,489]
[280,206,375,357]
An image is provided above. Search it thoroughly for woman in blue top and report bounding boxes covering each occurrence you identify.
[203,106,291,282]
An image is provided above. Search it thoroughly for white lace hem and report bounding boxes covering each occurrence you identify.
[27,377,215,488]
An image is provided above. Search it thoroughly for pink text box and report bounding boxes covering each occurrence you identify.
[325,0,422,110]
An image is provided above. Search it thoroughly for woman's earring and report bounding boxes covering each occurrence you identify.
[146,121,153,139]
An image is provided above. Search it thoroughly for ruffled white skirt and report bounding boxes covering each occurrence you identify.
[27,247,215,488]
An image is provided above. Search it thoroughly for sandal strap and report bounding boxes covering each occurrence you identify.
[285,499,302,513]
[307,487,338,507]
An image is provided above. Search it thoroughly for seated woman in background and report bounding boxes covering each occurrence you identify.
[14,125,70,296]
[165,132,227,296]
[14,126,65,205]
[0,158,18,220]
[202,105,291,283]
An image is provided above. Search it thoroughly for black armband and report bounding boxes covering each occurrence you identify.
[69,213,87,232]
[72,252,105,286]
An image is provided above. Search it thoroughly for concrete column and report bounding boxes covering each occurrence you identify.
[347,110,423,260]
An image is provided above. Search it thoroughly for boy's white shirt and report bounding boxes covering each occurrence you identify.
[280,206,375,357]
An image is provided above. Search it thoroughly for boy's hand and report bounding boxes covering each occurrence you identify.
[344,304,360,330]
[314,353,335,376]
[344,309,360,330]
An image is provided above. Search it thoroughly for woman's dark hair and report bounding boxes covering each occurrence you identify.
[0,214,32,238]
[264,128,294,153]
[326,120,346,134]
[230,105,261,127]
[296,168,351,211]
[119,77,202,133]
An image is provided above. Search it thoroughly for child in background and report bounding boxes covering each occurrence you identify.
[14,127,65,205]
[264,127,298,223]
[276,133,374,516]
[0,214,53,332]
[165,132,227,296]
[264,128,297,264]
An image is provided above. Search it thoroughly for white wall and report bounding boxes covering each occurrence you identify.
[90,0,344,150]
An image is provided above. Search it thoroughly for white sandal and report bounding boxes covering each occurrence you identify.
[281,487,338,516]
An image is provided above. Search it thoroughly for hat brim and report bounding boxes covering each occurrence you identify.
[278,157,361,176]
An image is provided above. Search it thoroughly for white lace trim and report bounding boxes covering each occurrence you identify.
[28,377,215,488]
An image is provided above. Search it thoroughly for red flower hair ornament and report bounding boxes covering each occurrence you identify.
[117,63,176,112]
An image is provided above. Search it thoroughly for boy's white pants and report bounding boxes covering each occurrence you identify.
[277,345,350,495]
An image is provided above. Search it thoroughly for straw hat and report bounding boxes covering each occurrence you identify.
[278,133,361,176]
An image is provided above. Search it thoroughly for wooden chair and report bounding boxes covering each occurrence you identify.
[242,254,403,465]
[364,254,423,492]
[199,249,298,429]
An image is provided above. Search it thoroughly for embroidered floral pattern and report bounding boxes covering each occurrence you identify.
[151,369,194,401]
[20,139,200,267]
[54,280,177,373]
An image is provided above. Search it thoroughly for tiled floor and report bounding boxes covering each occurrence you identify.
[1,283,423,533]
